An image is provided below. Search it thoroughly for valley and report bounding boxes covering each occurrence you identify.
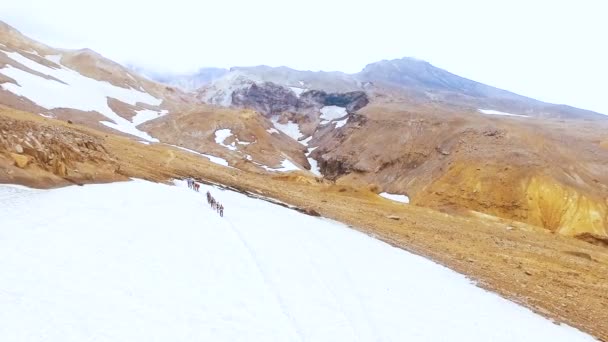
[1,18,608,341]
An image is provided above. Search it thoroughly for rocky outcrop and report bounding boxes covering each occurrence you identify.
[309,103,608,241]
[231,82,369,118]
[232,82,300,116]
[0,112,124,186]
[301,90,369,113]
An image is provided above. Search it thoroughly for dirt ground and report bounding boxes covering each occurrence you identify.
[2,109,608,341]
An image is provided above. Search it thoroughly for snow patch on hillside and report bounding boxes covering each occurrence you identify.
[289,86,306,97]
[320,105,347,121]
[0,180,594,341]
[478,109,529,118]
[334,117,348,128]
[380,192,410,204]
[259,159,301,172]
[45,54,62,65]
[214,129,237,151]
[132,109,168,126]
[0,50,162,142]
[271,118,303,140]
[169,145,231,168]
[266,128,279,135]
[308,157,321,176]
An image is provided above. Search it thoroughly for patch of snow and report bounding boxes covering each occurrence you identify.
[278,159,300,171]
[271,118,303,141]
[334,117,348,128]
[38,113,54,119]
[300,136,313,146]
[0,180,594,341]
[169,145,231,168]
[266,128,279,135]
[257,158,301,172]
[0,51,162,142]
[298,80,304,86]
[478,109,529,118]
[308,157,321,176]
[45,54,62,65]
[132,109,168,126]
[380,192,410,204]
[214,129,237,151]
[289,86,306,97]
[138,141,151,145]
[320,105,348,121]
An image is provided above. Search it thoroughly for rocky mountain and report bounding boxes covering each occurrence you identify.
[358,57,606,120]
[2,19,608,243]
[187,57,608,241]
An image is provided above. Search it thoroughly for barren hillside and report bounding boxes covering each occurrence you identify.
[1,107,608,340]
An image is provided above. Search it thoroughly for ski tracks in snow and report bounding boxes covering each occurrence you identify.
[222,215,306,342]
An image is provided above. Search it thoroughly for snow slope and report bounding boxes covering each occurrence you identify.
[379,192,410,204]
[478,109,529,118]
[271,118,304,141]
[0,180,594,342]
[0,50,164,141]
[320,105,347,121]
[214,129,238,151]
[168,144,231,168]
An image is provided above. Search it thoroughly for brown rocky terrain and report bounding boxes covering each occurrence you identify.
[1,107,607,340]
[312,102,608,239]
[141,104,310,171]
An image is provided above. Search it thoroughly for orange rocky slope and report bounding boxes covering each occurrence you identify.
[2,107,608,341]
[312,102,608,240]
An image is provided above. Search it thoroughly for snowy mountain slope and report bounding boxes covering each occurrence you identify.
[0,179,594,341]
[0,21,197,141]
[0,49,164,141]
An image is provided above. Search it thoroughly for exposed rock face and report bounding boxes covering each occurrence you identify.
[312,103,608,238]
[232,82,300,116]
[10,152,32,168]
[231,82,370,118]
[0,111,123,186]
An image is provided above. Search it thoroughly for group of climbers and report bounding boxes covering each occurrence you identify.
[207,191,224,217]
[187,178,224,217]
[187,178,200,192]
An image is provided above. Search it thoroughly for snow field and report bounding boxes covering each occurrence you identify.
[271,118,304,141]
[214,129,238,151]
[0,180,595,342]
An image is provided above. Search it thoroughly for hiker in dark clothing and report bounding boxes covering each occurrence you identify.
[219,204,224,217]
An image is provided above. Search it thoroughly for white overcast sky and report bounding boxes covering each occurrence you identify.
[2,0,607,113]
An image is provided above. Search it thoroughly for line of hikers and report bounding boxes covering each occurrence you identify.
[187,178,224,217]
[187,178,200,192]
[207,191,224,217]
